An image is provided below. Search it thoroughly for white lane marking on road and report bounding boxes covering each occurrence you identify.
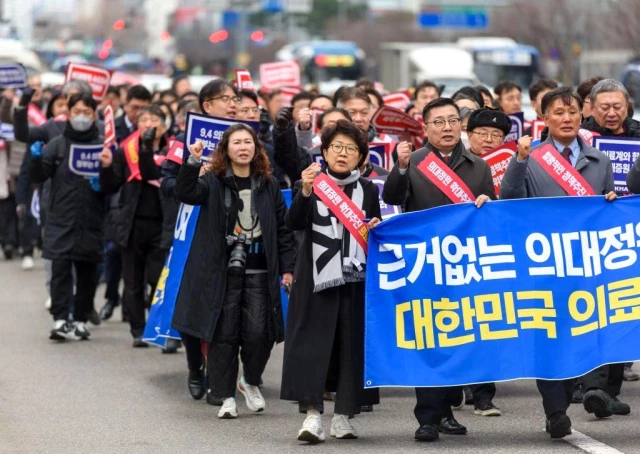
[565,430,625,454]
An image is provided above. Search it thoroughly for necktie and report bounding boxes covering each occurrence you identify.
[442,155,450,164]
[562,147,572,165]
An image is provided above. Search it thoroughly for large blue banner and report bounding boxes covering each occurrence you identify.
[365,195,640,387]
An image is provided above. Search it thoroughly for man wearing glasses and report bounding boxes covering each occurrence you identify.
[382,97,495,442]
[466,109,512,157]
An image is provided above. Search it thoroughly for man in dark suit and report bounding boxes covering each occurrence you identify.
[114,85,152,143]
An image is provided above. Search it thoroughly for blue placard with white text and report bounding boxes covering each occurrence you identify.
[505,112,524,143]
[0,63,28,88]
[68,144,103,178]
[184,113,260,159]
[592,136,640,194]
[365,195,640,388]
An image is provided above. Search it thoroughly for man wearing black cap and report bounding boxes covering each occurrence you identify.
[466,109,512,157]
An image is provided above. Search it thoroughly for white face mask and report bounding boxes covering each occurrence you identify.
[460,131,470,150]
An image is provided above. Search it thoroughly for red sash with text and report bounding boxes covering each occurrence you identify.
[416,153,475,203]
[166,139,185,164]
[27,104,47,126]
[530,144,596,196]
[313,173,369,254]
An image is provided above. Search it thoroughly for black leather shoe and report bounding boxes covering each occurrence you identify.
[611,397,631,415]
[188,368,205,400]
[546,413,572,438]
[206,391,224,406]
[360,405,373,412]
[438,417,467,435]
[415,423,439,441]
[583,389,613,418]
[162,338,181,354]
[88,309,101,326]
[99,300,118,321]
[572,386,584,404]
[132,337,148,348]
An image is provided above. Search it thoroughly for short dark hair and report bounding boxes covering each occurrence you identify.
[238,89,258,105]
[198,79,237,112]
[529,79,559,102]
[139,104,166,122]
[106,85,120,97]
[291,91,314,106]
[179,91,199,101]
[494,81,522,97]
[68,92,97,111]
[576,76,605,101]
[364,88,384,108]
[541,86,582,115]
[320,119,369,167]
[336,87,371,108]
[452,86,483,109]
[422,97,460,122]
[355,77,376,90]
[475,85,493,102]
[171,76,189,91]
[154,101,174,129]
[332,85,349,106]
[317,107,352,129]
[126,85,152,103]
[310,94,334,109]
[160,89,178,102]
[413,80,441,100]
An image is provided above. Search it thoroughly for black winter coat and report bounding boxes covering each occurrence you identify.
[114,115,136,144]
[383,141,496,212]
[272,123,314,184]
[280,177,381,407]
[171,163,296,343]
[581,116,640,138]
[99,137,178,250]
[28,129,105,263]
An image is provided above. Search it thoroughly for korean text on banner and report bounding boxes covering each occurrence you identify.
[505,112,524,142]
[103,105,116,148]
[593,136,640,195]
[370,105,423,136]
[68,144,103,178]
[365,195,640,387]
[482,141,517,196]
[0,63,28,89]
[65,63,112,101]
[259,61,301,91]
[184,113,260,160]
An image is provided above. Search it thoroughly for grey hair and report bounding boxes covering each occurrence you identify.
[590,79,629,105]
[62,80,92,96]
[458,106,474,120]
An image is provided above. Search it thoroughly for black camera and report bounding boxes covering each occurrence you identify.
[226,233,252,275]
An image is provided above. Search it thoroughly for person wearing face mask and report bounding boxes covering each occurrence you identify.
[281,120,381,443]
[581,79,640,138]
[28,92,105,341]
[174,124,295,420]
[99,104,179,348]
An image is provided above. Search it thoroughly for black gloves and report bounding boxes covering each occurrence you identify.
[259,107,271,135]
[19,87,35,107]
[141,127,156,151]
[274,106,293,130]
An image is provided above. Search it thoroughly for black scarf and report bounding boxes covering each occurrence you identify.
[63,121,100,143]
[425,140,465,169]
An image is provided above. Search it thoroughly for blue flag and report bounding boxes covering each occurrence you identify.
[365,195,640,387]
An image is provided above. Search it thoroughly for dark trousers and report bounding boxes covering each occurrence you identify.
[104,240,122,303]
[181,331,204,372]
[16,205,35,257]
[536,379,575,417]
[208,272,273,399]
[582,364,625,398]
[470,382,496,406]
[414,386,462,425]
[121,218,165,338]
[0,194,17,252]
[50,259,98,323]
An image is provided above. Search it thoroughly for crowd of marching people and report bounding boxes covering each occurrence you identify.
[3,67,640,444]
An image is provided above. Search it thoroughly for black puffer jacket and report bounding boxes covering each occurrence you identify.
[99,136,178,250]
[28,124,105,262]
[581,116,640,138]
[171,163,296,343]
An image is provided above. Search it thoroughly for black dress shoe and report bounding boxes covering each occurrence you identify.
[546,413,572,438]
[360,405,373,412]
[611,397,631,415]
[99,300,118,321]
[132,337,148,348]
[572,386,584,404]
[206,391,224,406]
[188,368,205,400]
[162,338,182,354]
[415,423,439,441]
[438,417,467,435]
[583,389,613,418]
[88,309,101,326]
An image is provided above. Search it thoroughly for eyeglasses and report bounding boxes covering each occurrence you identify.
[208,95,241,105]
[470,131,504,141]
[239,107,260,115]
[328,143,359,155]
[427,118,461,128]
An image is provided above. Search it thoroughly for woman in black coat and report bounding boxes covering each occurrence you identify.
[281,120,381,443]
[174,123,295,420]
[28,92,105,341]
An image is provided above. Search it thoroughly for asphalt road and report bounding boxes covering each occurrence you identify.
[1,257,639,454]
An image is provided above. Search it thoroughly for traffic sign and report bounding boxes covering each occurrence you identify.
[262,0,312,13]
[417,8,488,29]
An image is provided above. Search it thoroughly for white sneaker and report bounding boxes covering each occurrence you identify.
[330,414,357,439]
[21,256,34,270]
[237,376,265,412]
[298,414,325,443]
[218,397,238,419]
[45,297,52,310]
[72,321,91,340]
